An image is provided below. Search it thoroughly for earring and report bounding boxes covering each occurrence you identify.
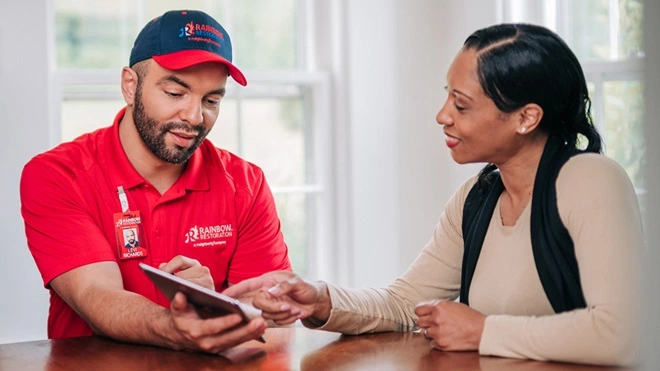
[520,127,527,134]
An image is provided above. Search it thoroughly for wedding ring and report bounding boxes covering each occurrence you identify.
[423,328,430,339]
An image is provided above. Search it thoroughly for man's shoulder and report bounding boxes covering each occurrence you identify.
[20,127,111,205]
[25,127,109,176]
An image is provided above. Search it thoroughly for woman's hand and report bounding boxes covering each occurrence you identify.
[223,271,332,325]
[415,300,486,351]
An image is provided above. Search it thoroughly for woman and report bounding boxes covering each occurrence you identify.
[224,23,643,366]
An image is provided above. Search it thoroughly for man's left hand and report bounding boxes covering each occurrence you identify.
[159,256,214,290]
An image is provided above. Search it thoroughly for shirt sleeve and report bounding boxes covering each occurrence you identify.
[227,167,292,284]
[20,156,117,287]
[305,177,477,334]
[478,154,642,366]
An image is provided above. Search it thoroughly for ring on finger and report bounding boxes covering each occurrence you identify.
[423,328,430,340]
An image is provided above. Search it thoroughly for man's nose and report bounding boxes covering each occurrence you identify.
[180,99,203,126]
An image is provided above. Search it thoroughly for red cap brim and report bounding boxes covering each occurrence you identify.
[153,50,247,86]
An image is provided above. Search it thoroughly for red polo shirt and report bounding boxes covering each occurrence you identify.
[20,108,291,339]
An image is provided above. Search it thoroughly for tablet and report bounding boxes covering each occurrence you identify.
[139,263,266,343]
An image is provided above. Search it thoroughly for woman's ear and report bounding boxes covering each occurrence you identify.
[121,66,139,106]
[517,103,544,135]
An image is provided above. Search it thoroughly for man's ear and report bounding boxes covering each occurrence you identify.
[121,66,139,106]
[517,103,544,135]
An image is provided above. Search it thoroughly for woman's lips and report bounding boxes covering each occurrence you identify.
[445,133,461,148]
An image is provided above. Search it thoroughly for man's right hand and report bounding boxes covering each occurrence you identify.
[167,292,266,353]
[223,271,332,326]
[50,261,266,354]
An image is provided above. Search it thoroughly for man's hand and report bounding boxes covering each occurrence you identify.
[414,300,486,351]
[223,271,332,326]
[50,261,265,354]
[167,292,267,353]
[159,255,214,290]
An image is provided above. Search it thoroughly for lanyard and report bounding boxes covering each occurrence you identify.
[117,186,130,212]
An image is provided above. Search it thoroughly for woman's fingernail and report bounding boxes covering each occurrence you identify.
[268,284,282,295]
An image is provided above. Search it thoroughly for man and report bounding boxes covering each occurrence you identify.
[20,10,291,353]
[124,229,139,249]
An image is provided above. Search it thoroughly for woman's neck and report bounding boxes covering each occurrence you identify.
[495,135,548,226]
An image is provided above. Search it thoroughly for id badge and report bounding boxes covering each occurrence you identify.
[114,211,148,260]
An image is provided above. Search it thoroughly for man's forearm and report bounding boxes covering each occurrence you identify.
[73,287,183,349]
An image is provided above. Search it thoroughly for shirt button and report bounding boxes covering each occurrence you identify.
[155,229,161,237]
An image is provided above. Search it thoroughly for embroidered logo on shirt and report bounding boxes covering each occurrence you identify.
[184,224,233,247]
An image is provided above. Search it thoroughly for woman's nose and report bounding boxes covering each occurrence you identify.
[436,103,452,127]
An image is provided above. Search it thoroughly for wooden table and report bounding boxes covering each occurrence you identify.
[0,327,630,370]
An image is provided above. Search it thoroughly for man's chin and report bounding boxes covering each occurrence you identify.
[158,148,194,164]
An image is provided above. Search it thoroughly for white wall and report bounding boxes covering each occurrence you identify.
[342,0,400,287]
[343,0,495,287]
[0,0,52,342]
[641,0,660,369]
[393,1,494,273]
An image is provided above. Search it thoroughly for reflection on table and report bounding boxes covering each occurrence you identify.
[0,327,631,370]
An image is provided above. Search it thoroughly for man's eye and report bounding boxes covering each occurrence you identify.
[165,91,182,97]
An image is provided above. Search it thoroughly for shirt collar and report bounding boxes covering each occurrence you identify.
[101,107,210,192]
[177,143,209,192]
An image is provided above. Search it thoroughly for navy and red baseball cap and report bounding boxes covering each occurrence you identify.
[129,10,247,86]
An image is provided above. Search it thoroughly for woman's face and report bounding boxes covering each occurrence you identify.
[436,48,522,165]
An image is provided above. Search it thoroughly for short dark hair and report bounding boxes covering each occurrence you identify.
[131,60,149,81]
[464,23,602,153]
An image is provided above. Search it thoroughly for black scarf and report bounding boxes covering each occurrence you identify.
[460,136,587,313]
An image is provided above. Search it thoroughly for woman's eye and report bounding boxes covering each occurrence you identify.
[455,104,466,111]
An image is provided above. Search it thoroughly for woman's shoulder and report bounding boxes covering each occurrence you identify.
[455,174,481,203]
[556,152,637,205]
[558,152,632,186]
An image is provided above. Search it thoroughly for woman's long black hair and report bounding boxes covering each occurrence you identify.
[463,24,602,188]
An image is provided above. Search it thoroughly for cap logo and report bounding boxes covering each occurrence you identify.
[178,20,225,48]
[180,21,194,37]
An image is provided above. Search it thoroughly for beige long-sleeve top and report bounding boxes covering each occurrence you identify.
[307,154,643,366]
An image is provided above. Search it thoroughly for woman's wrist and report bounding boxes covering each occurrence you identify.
[311,281,332,323]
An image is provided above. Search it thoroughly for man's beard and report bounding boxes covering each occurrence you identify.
[132,84,209,164]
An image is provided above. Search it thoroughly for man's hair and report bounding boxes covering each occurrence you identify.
[131,60,149,81]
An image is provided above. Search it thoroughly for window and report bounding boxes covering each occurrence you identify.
[52,0,334,278]
[499,0,646,216]
[557,0,645,216]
